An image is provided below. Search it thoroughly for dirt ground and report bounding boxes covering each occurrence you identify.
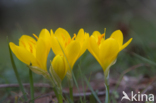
[31,75,156,103]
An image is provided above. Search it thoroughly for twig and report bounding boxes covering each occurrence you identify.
[141,76,156,94]
[32,90,109,100]
[115,63,149,90]
[0,83,109,97]
[72,91,108,97]
[0,83,51,88]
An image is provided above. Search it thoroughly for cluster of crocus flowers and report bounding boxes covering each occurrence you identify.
[9,27,132,103]
[88,30,132,77]
[9,28,89,83]
[9,28,132,83]
[50,28,89,77]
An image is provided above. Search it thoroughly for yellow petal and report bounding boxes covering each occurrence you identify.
[88,36,101,64]
[39,29,51,54]
[36,39,49,71]
[50,29,54,35]
[52,55,67,80]
[55,28,71,42]
[99,38,119,70]
[51,35,65,55]
[66,41,81,69]
[120,38,133,51]
[110,30,123,47]
[92,31,101,37]
[39,29,51,40]
[19,35,36,46]
[92,31,101,42]
[19,35,36,54]
[78,32,89,57]
[9,42,39,67]
[92,31,105,44]
[76,28,84,41]
[38,29,51,50]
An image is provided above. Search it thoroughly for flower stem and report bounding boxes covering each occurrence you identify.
[53,86,63,103]
[8,42,28,101]
[29,69,34,103]
[67,74,74,102]
[53,87,59,99]
[104,76,110,103]
[69,87,73,101]
[58,93,63,103]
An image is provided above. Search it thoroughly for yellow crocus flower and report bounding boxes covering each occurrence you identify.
[9,29,51,75]
[51,28,89,71]
[50,55,68,81]
[88,29,132,76]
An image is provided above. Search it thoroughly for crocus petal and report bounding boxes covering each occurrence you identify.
[39,29,51,43]
[78,33,89,57]
[92,31,105,44]
[110,30,123,47]
[19,35,36,55]
[52,55,67,80]
[51,35,65,55]
[76,29,89,57]
[92,31,101,42]
[66,41,81,69]
[19,35,36,46]
[100,38,119,60]
[76,28,84,42]
[99,38,119,70]
[38,29,51,54]
[92,31,101,37]
[50,29,54,35]
[36,39,49,71]
[88,36,101,64]
[120,38,133,51]
[9,42,39,67]
[55,28,71,42]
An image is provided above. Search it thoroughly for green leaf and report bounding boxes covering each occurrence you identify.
[133,53,156,66]
[7,37,28,101]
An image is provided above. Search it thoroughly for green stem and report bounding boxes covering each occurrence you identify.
[104,76,110,103]
[67,74,74,102]
[58,93,63,103]
[53,86,63,103]
[8,43,28,101]
[53,87,59,99]
[69,87,73,102]
[29,69,34,103]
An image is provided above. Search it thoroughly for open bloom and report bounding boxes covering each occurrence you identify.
[88,29,132,76]
[51,28,89,71]
[50,55,68,81]
[9,29,51,75]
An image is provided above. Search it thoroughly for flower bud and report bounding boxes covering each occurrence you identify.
[51,55,67,81]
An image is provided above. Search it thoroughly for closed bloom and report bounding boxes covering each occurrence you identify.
[51,28,89,71]
[50,55,68,81]
[9,29,51,75]
[88,29,132,76]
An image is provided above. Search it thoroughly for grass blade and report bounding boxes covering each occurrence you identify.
[89,93,97,103]
[132,52,156,66]
[84,77,101,103]
[7,37,28,101]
